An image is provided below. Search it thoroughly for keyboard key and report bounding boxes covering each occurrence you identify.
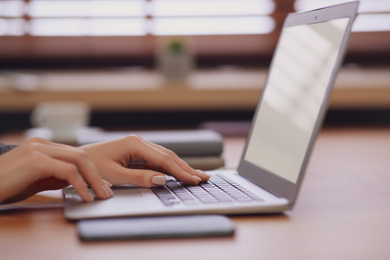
[152,175,263,206]
[151,187,180,206]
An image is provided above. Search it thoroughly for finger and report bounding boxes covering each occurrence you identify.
[111,163,167,187]
[125,135,202,185]
[139,138,210,181]
[146,141,210,182]
[35,155,94,202]
[27,142,112,200]
[142,162,209,184]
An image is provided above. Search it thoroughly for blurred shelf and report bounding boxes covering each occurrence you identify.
[0,67,389,112]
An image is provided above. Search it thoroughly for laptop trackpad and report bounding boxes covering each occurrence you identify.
[65,187,161,219]
[70,186,144,201]
[111,187,143,198]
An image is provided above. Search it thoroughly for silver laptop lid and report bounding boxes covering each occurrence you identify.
[238,2,359,208]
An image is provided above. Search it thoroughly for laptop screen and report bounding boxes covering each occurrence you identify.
[244,18,350,184]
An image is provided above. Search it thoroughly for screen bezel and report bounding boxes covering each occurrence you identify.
[237,1,359,208]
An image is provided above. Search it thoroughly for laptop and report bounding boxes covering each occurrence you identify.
[63,1,359,220]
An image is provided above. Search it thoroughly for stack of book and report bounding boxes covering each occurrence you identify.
[77,129,224,170]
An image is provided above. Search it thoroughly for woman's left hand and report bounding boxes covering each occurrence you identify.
[81,135,210,187]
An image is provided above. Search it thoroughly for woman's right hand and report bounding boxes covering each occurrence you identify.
[0,137,113,204]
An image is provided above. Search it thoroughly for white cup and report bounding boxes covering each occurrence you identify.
[31,101,90,143]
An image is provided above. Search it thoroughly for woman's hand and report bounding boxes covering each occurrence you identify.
[81,135,210,187]
[0,135,209,204]
[0,137,113,204]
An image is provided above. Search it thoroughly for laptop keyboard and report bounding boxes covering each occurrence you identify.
[151,174,263,206]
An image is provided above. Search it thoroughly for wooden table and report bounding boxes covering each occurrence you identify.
[1,127,390,260]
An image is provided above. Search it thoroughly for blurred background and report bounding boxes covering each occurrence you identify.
[0,0,389,134]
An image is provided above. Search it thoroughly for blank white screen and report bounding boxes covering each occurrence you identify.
[244,18,349,183]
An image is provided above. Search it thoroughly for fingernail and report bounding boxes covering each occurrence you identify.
[86,191,94,202]
[152,175,166,186]
[197,169,210,177]
[192,175,203,184]
[103,183,114,198]
[103,179,113,187]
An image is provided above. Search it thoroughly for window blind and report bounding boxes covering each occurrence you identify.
[0,0,276,36]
